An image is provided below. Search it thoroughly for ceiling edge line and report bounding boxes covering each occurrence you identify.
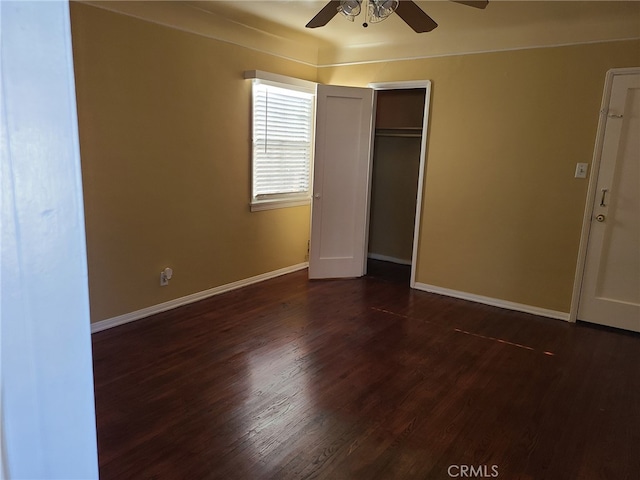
[316,36,640,68]
[80,1,319,68]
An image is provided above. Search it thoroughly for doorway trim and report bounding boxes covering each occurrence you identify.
[569,67,640,323]
[368,80,431,288]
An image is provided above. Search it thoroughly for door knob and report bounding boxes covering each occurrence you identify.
[595,214,606,222]
[314,193,321,199]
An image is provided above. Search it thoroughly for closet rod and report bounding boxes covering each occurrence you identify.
[375,132,422,138]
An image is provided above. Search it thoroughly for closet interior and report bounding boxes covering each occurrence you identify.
[368,88,426,269]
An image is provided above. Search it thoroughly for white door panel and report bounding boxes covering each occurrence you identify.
[309,85,375,279]
[578,71,640,332]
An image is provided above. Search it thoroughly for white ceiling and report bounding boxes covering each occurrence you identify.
[88,1,640,65]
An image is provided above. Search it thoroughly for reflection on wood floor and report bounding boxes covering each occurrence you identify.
[92,260,640,479]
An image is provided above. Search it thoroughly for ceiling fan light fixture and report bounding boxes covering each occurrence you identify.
[367,0,399,23]
[338,0,362,21]
[307,0,482,32]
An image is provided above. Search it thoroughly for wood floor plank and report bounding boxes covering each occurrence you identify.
[92,261,640,479]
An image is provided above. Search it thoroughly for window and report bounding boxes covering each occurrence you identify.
[247,71,316,211]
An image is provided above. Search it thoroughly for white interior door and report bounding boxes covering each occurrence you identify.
[309,84,375,279]
[578,70,640,332]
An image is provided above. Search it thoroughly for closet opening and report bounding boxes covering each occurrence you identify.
[367,87,427,284]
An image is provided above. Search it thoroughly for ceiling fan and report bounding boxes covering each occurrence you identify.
[306,0,488,33]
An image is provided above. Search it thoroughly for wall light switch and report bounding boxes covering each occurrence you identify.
[574,163,588,179]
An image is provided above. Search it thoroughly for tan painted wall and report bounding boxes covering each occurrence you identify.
[320,40,640,313]
[71,3,315,322]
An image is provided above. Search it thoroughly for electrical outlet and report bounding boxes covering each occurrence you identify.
[160,267,173,286]
[575,163,588,179]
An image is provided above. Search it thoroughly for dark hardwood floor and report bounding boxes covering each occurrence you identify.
[92,261,640,480]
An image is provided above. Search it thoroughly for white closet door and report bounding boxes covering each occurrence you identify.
[309,84,375,279]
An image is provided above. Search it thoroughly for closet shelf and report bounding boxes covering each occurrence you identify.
[375,127,422,138]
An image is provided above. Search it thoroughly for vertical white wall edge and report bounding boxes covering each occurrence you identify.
[1,2,99,478]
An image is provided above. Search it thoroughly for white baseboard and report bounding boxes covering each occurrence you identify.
[412,282,570,321]
[367,253,412,266]
[91,262,309,333]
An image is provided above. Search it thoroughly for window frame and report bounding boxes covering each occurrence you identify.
[245,70,317,212]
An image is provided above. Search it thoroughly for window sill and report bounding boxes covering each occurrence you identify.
[250,197,311,212]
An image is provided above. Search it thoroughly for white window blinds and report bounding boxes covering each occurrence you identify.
[252,81,314,201]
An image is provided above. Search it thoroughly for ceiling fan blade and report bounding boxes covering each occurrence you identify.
[451,1,489,9]
[395,1,438,33]
[306,1,341,28]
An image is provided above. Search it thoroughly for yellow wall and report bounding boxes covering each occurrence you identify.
[71,3,315,322]
[320,40,640,312]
